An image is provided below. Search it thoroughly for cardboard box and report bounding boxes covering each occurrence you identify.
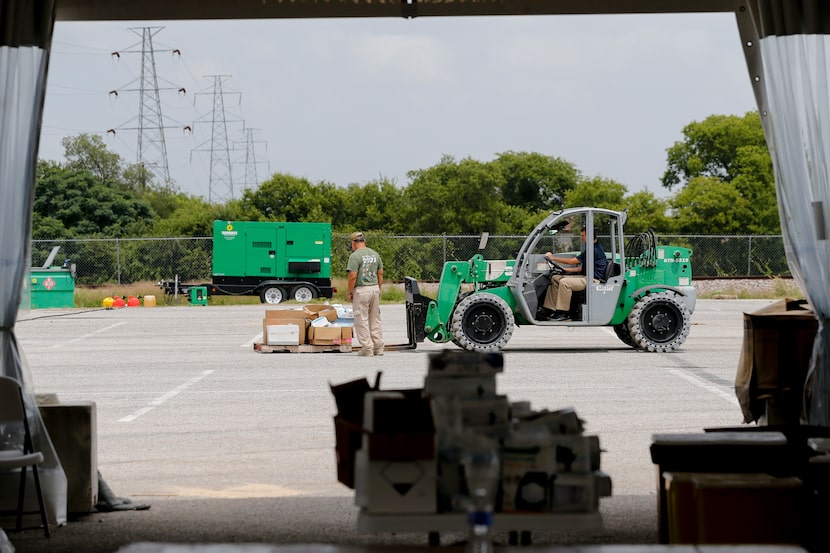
[363,391,435,460]
[735,298,817,424]
[354,448,437,513]
[308,326,352,345]
[516,408,585,435]
[663,472,700,543]
[500,443,554,512]
[457,396,510,427]
[664,472,805,544]
[334,415,364,488]
[263,309,307,344]
[427,349,504,376]
[550,434,601,473]
[264,324,300,345]
[303,304,338,322]
[424,374,497,398]
[365,391,433,431]
[331,375,379,488]
[694,473,803,544]
[550,472,598,513]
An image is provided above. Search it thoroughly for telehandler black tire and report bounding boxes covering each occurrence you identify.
[450,293,514,352]
[627,292,690,352]
[612,321,638,348]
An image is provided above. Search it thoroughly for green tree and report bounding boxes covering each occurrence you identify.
[34,161,155,237]
[122,162,161,193]
[662,111,768,190]
[661,111,780,234]
[730,144,780,233]
[670,176,753,234]
[494,151,579,211]
[563,176,627,210]
[61,133,123,185]
[151,194,225,237]
[402,155,512,234]
[238,173,343,223]
[624,191,673,234]
[339,178,406,233]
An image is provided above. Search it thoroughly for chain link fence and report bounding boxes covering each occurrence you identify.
[31,234,789,287]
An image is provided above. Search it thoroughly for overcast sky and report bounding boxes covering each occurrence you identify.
[40,13,757,202]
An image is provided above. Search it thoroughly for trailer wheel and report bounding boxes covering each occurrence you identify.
[627,292,691,352]
[260,286,286,304]
[612,321,638,349]
[450,294,514,352]
[291,285,316,302]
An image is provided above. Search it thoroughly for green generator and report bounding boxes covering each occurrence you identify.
[209,220,334,304]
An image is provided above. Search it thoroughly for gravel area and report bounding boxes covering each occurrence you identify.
[693,277,800,298]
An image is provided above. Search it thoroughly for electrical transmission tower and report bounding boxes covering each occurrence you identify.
[236,126,269,192]
[109,27,186,189]
[193,75,242,203]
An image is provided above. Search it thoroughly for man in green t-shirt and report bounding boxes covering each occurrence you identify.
[346,231,384,356]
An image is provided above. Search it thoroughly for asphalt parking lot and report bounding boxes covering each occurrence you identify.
[8,298,773,552]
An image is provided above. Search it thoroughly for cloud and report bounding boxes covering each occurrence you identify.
[351,32,452,85]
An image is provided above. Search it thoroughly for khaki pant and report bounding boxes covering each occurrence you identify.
[543,275,587,312]
[353,285,383,354]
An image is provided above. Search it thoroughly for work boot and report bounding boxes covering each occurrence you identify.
[551,310,570,321]
[536,307,554,320]
[373,348,384,356]
[358,349,374,357]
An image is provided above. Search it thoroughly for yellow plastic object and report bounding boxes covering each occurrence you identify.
[143,295,156,307]
[102,297,114,309]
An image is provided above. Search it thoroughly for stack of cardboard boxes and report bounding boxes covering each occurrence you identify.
[262,304,353,347]
[331,350,612,520]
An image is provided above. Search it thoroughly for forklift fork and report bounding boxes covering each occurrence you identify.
[384,277,429,351]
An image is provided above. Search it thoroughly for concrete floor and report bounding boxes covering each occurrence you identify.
[5,494,657,553]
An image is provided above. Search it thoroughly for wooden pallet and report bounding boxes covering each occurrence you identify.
[254,342,353,353]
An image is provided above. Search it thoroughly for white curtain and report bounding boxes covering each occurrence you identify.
[0,0,66,525]
[760,34,830,425]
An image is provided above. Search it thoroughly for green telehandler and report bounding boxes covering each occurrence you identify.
[402,207,695,352]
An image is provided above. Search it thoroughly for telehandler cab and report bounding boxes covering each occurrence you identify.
[403,207,695,352]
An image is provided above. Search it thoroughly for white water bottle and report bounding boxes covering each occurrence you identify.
[466,509,494,553]
[462,446,499,553]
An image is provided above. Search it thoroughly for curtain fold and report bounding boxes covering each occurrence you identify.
[759,33,830,425]
[0,0,66,525]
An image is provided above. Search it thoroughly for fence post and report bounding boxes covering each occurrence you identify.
[116,238,121,285]
[443,234,447,265]
[747,235,752,277]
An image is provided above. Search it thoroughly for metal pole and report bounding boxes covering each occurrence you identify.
[116,238,122,285]
[747,235,752,277]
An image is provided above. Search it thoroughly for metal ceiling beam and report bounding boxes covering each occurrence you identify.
[55,0,743,22]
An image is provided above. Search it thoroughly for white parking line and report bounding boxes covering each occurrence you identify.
[667,368,737,404]
[241,334,262,348]
[119,370,214,422]
[48,322,126,348]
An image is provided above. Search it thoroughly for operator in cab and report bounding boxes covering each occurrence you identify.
[538,226,607,321]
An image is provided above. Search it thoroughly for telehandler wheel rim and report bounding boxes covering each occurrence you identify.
[628,292,690,352]
[260,286,285,304]
[450,294,514,352]
[292,285,315,302]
